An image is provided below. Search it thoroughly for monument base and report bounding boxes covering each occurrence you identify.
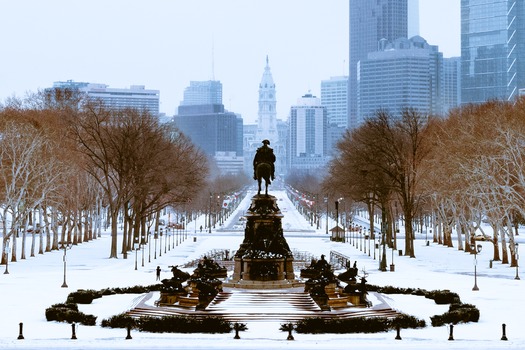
[232,257,295,281]
[222,279,304,289]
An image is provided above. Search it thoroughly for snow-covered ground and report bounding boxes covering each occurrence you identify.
[0,189,523,349]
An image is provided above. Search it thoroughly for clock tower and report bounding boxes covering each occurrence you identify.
[256,56,277,142]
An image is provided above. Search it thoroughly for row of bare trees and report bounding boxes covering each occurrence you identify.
[0,90,208,263]
[325,99,525,265]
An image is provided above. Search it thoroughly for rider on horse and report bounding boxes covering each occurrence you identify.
[253,139,276,183]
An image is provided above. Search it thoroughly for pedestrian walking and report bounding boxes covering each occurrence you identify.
[156,266,161,281]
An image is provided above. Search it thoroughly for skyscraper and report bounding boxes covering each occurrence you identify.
[180,80,222,106]
[288,94,328,171]
[443,57,461,114]
[349,0,410,129]
[461,0,525,104]
[358,36,443,119]
[174,80,243,175]
[321,76,348,128]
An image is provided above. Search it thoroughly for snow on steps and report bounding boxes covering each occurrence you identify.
[127,289,401,322]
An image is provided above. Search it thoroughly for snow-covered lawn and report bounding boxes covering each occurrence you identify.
[0,190,523,349]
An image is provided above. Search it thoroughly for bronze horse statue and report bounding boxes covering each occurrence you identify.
[256,162,272,196]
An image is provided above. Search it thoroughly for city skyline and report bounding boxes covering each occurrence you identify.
[0,1,460,124]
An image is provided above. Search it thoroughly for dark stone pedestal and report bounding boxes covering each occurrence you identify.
[230,195,295,285]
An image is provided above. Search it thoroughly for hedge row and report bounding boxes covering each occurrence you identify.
[294,314,425,334]
[101,313,232,333]
[366,284,479,326]
[48,284,164,326]
[365,285,461,304]
[66,284,164,304]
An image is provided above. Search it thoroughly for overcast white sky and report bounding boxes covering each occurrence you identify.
[0,0,460,124]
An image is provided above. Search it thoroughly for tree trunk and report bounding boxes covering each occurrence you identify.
[44,206,52,252]
[50,209,59,250]
[491,223,501,261]
[404,206,415,258]
[21,217,28,260]
[77,210,83,244]
[500,219,510,265]
[109,210,119,258]
[10,228,17,262]
[38,209,44,255]
[367,201,375,239]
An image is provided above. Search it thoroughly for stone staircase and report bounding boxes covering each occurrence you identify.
[126,288,401,322]
[204,288,321,321]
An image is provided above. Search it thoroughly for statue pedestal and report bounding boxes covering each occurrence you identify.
[229,195,296,287]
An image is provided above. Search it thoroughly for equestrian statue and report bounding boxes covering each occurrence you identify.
[253,139,276,196]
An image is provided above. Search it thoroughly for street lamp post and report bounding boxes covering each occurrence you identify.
[335,201,339,242]
[159,228,163,257]
[134,242,139,271]
[148,232,151,263]
[154,231,158,259]
[61,240,72,287]
[208,194,212,233]
[515,243,520,280]
[141,239,145,267]
[472,244,482,291]
[368,229,371,256]
[325,197,329,235]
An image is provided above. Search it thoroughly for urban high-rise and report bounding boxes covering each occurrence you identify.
[51,80,160,116]
[357,36,443,119]
[321,76,348,128]
[443,57,461,114]
[174,80,243,175]
[348,0,411,129]
[288,94,328,171]
[180,80,222,106]
[461,0,525,104]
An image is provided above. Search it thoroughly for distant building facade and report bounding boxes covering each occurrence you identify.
[321,76,348,128]
[443,57,461,114]
[180,80,222,106]
[288,94,329,171]
[461,0,525,104]
[174,81,243,175]
[357,36,443,120]
[349,0,410,129]
[51,80,160,115]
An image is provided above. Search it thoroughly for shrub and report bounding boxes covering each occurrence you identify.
[45,304,97,325]
[430,303,480,327]
[425,290,461,305]
[66,289,102,304]
[294,316,392,334]
[134,315,231,333]
[101,313,137,328]
[391,314,426,329]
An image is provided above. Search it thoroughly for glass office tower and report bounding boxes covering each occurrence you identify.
[461,0,525,104]
[349,0,409,129]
